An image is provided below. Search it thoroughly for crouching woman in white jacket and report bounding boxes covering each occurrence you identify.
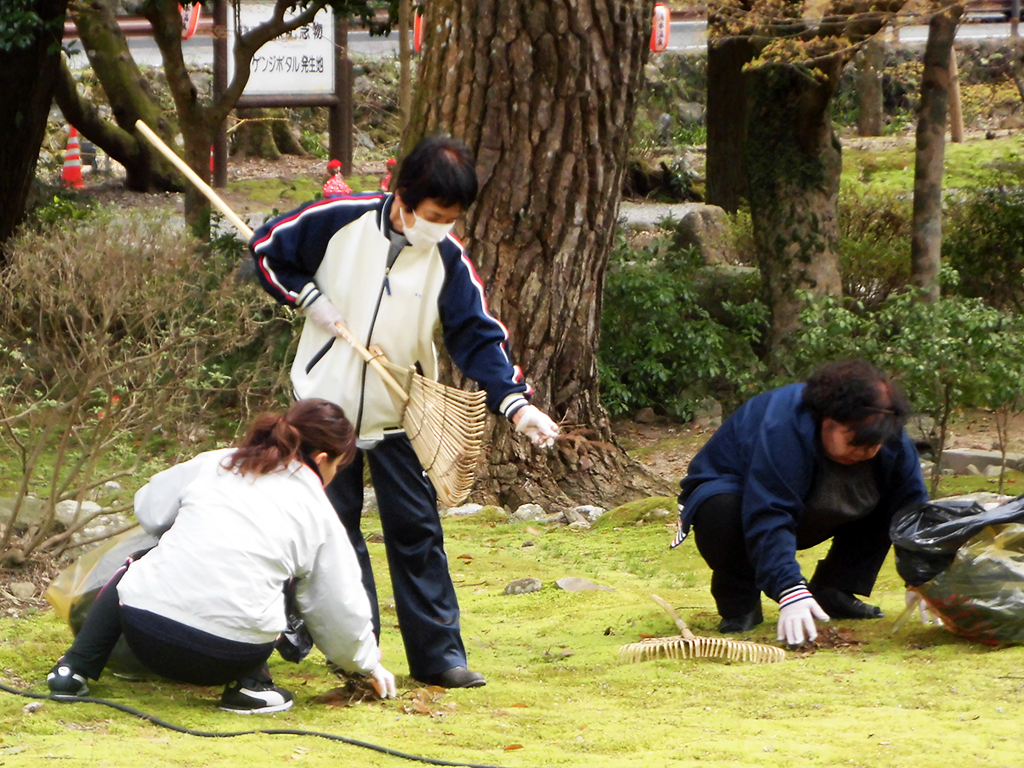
[47,398,396,713]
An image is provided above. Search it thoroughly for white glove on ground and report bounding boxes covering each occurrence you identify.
[777,586,830,646]
[303,294,346,336]
[512,404,559,448]
[905,589,940,625]
[369,664,396,699]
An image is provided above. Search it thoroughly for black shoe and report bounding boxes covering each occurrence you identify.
[718,606,764,634]
[417,666,486,689]
[47,663,89,697]
[219,671,294,714]
[811,585,884,619]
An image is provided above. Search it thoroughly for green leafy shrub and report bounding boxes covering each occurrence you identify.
[599,233,767,421]
[944,184,1024,313]
[837,185,912,308]
[28,193,97,228]
[780,290,1024,493]
[299,129,328,158]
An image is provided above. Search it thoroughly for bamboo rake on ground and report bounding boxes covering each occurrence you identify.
[135,120,488,507]
[619,594,786,664]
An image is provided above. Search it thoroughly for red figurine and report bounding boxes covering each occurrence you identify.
[380,157,397,192]
[322,159,352,197]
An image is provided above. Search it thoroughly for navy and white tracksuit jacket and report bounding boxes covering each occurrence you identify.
[250,193,531,441]
[675,383,929,603]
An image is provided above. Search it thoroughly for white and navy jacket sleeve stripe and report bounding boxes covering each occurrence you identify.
[437,236,531,416]
[249,195,382,311]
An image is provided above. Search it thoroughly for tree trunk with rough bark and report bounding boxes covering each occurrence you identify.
[911,5,963,302]
[0,0,69,256]
[745,58,844,352]
[405,0,672,509]
[705,35,755,212]
[398,0,412,130]
[856,37,885,137]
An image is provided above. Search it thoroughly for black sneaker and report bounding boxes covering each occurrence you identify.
[47,663,89,697]
[219,673,294,714]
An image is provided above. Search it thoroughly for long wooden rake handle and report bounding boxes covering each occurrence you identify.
[134,119,410,404]
[135,121,250,236]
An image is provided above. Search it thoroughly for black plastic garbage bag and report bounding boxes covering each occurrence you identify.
[890,495,1024,586]
[275,577,314,663]
[912,523,1024,646]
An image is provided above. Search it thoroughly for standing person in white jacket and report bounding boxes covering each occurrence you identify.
[46,399,396,714]
[250,134,560,689]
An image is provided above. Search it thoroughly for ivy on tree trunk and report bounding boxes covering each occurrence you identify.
[745,58,844,353]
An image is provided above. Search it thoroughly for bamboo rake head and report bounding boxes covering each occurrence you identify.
[383,360,488,508]
[619,635,786,664]
[619,594,786,665]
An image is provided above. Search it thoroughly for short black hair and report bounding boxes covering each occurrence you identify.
[394,134,478,211]
[802,358,911,446]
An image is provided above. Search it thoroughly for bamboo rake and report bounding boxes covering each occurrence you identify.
[619,594,786,664]
[135,120,488,506]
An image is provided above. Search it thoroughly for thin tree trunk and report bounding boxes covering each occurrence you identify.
[56,0,179,191]
[911,5,963,302]
[398,0,412,130]
[948,50,964,142]
[855,37,885,137]
[405,0,672,507]
[745,57,844,353]
[705,35,755,212]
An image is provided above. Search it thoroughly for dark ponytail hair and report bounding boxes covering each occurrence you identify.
[225,399,356,477]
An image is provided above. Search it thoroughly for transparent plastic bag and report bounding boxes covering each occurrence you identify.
[914,523,1024,646]
[44,527,159,676]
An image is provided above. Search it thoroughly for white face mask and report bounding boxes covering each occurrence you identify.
[400,207,454,249]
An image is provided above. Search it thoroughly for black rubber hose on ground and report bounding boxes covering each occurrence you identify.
[0,681,524,768]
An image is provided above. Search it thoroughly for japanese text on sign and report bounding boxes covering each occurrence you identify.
[228,2,334,95]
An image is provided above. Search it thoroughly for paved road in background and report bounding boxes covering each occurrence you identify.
[67,19,1019,70]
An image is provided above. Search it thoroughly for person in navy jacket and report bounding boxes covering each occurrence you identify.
[673,359,928,646]
[249,134,559,688]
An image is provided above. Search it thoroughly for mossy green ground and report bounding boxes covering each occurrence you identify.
[843,132,1024,195]
[3,506,1024,768]
[226,174,383,209]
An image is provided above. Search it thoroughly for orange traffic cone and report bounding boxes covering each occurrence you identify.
[62,126,84,189]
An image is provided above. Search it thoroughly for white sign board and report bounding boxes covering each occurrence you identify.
[228,2,334,95]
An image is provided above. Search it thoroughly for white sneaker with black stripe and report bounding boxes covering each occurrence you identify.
[219,672,293,714]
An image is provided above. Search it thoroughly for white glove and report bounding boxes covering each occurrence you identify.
[368,664,396,699]
[905,589,940,625]
[777,589,830,646]
[512,404,559,448]
[303,294,346,336]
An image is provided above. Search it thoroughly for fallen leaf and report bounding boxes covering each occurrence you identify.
[525,526,543,536]
[511,702,528,708]
[504,744,524,751]
[457,553,473,561]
